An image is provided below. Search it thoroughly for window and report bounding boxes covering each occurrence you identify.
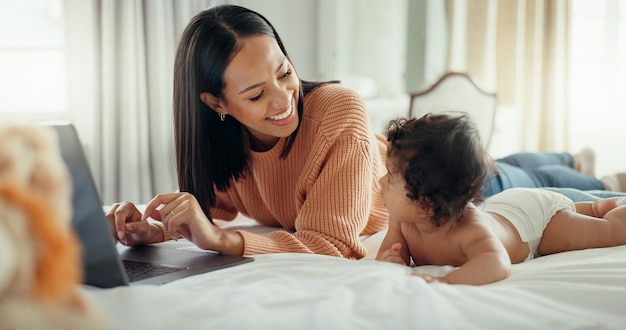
[569,0,626,176]
[0,0,66,120]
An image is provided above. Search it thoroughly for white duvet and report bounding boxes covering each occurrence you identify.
[83,218,626,330]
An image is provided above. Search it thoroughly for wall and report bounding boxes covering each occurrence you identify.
[240,0,319,80]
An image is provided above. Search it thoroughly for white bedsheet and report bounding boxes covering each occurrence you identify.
[83,216,626,330]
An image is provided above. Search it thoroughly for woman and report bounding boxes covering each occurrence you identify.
[107,5,619,259]
[107,4,388,259]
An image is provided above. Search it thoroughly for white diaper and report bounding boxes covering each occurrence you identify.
[479,188,576,261]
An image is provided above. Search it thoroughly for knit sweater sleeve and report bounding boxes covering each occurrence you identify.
[235,85,384,259]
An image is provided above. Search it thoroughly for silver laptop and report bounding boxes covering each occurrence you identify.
[48,122,253,288]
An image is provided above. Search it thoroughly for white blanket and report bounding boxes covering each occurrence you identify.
[83,218,626,330]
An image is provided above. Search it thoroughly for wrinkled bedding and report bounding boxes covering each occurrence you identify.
[83,216,626,330]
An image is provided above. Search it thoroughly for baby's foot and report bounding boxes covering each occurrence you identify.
[601,173,626,192]
[601,175,621,191]
[573,147,596,177]
[592,197,626,217]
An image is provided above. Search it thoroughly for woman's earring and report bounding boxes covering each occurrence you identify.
[219,113,226,122]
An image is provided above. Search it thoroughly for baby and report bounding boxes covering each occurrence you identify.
[375,112,626,285]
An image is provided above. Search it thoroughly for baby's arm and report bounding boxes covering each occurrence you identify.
[378,242,406,265]
[429,225,511,285]
[376,219,410,265]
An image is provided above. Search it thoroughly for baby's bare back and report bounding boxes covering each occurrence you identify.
[402,206,530,266]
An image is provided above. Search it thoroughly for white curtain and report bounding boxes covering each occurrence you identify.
[63,0,225,205]
[445,0,570,152]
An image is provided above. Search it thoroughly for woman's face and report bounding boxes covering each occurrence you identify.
[202,35,300,151]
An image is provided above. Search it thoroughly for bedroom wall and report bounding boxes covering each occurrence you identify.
[239,0,319,81]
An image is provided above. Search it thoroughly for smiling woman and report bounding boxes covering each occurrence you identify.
[198,36,300,151]
[0,0,66,119]
[106,4,390,260]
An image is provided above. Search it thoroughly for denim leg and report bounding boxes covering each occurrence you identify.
[531,165,605,190]
[481,162,606,198]
[496,152,574,170]
[482,162,539,197]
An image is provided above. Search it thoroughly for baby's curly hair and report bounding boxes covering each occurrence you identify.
[385,112,493,226]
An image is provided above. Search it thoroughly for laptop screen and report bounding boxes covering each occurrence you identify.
[47,122,253,288]
[48,123,129,287]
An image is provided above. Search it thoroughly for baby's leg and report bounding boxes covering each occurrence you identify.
[591,197,626,217]
[602,204,626,222]
[538,208,626,256]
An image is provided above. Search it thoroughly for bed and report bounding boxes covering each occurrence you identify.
[81,214,626,330]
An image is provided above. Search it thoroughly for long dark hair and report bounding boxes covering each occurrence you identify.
[385,113,492,226]
[173,5,329,219]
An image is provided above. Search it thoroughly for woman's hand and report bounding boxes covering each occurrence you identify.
[105,201,164,246]
[142,192,244,255]
[377,242,408,266]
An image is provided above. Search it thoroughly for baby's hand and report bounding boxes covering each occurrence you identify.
[413,273,449,284]
[378,243,407,265]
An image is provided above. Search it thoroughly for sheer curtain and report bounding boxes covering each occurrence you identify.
[445,0,570,153]
[64,0,224,205]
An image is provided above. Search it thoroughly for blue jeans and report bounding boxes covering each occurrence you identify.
[482,152,626,202]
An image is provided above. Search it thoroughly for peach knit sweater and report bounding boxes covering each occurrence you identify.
[211,84,389,259]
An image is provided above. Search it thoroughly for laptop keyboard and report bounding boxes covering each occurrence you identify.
[123,260,186,282]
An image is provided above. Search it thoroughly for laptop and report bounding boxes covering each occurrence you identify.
[48,122,253,288]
